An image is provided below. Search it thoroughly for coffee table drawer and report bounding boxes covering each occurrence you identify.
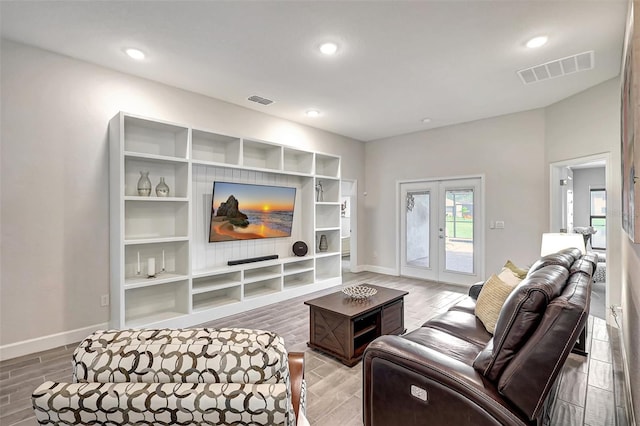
[310,309,349,355]
[381,300,404,335]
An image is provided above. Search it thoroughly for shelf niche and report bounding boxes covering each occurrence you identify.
[124,201,189,241]
[242,139,282,170]
[315,154,340,178]
[124,157,189,198]
[192,130,241,165]
[124,241,189,283]
[124,280,189,327]
[124,115,188,159]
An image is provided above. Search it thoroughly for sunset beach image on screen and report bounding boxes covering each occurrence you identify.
[209,182,296,242]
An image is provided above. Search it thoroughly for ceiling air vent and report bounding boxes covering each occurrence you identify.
[517,51,594,84]
[248,95,274,105]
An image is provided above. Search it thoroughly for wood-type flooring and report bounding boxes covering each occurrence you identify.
[0,272,630,425]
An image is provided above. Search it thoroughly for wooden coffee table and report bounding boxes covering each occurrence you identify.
[304,285,408,366]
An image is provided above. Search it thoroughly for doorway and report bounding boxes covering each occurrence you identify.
[341,179,357,278]
[399,177,483,285]
[550,155,609,320]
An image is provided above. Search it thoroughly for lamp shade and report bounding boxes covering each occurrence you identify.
[540,233,586,256]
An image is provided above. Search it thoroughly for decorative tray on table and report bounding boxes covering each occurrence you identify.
[342,285,377,300]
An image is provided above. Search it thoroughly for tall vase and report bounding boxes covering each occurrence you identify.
[137,171,152,196]
[319,234,328,252]
[155,177,170,197]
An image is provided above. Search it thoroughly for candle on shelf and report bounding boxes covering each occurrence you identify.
[162,250,165,272]
[148,258,156,278]
[137,251,141,275]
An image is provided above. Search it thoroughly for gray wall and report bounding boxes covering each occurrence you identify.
[0,40,366,348]
[572,167,606,228]
[364,109,546,276]
[545,78,621,307]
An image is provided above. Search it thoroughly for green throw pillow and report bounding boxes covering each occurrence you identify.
[504,260,528,279]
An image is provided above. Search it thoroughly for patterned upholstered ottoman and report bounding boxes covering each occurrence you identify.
[32,328,305,425]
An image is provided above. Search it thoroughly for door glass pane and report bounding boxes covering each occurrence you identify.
[591,217,606,249]
[445,189,474,273]
[406,192,430,268]
[590,190,606,215]
[590,189,606,249]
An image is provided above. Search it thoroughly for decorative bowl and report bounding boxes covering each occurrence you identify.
[342,285,377,300]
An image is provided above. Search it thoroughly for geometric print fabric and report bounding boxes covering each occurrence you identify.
[32,381,290,425]
[32,328,298,425]
[73,328,289,386]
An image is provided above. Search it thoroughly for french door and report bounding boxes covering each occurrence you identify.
[400,178,483,285]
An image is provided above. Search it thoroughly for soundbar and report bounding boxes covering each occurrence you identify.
[227,255,279,266]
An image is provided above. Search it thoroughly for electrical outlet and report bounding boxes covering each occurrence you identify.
[495,220,505,229]
[100,295,109,307]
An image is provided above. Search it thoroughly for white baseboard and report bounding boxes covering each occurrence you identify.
[0,322,108,361]
[361,265,398,276]
[349,265,366,273]
[616,322,637,426]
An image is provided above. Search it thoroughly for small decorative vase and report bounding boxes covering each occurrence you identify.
[155,177,170,197]
[315,181,324,202]
[137,171,152,196]
[319,234,328,252]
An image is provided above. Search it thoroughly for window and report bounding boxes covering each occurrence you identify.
[590,189,606,249]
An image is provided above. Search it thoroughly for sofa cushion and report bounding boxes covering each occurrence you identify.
[402,326,486,365]
[448,296,477,315]
[422,310,492,347]
[33,381,292,426]
[73,328,289,385]
[569,256,596,277]
[527,248,580,275]
[497,269,591,420]
[473,264,569,381]
[475,274,517,334]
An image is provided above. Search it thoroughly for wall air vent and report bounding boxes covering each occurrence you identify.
[517,51,594,84]
[248,95,274,105]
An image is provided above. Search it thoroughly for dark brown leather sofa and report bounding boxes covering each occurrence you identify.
[363,248,597,426]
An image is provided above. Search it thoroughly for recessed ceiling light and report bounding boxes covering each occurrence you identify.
[526,36,548,49]
[306,110,321,118]
[125,48,146,60]
[422,118,432,123]
[319,42,338,55]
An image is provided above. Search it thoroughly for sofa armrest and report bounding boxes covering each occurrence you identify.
[469,281,484,299]
[363,335,528,426]
[288,352,305,419]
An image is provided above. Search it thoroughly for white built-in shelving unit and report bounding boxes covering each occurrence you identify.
[109,112,342,329]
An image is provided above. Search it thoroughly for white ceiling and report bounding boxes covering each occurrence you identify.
[0,1,628,142]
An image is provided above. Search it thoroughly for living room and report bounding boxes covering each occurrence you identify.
[1,2,639,426]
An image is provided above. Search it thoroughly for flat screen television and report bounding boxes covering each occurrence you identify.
[209,181,296,242]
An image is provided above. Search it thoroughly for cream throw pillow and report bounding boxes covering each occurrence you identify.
[498,267,523,287]
[475,274,517,334]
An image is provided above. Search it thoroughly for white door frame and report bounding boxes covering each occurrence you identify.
[396,174,485,287]
[341,179,358,273]
[549,153,611,319]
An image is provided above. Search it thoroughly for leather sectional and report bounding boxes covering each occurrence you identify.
[363,248,596,426]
